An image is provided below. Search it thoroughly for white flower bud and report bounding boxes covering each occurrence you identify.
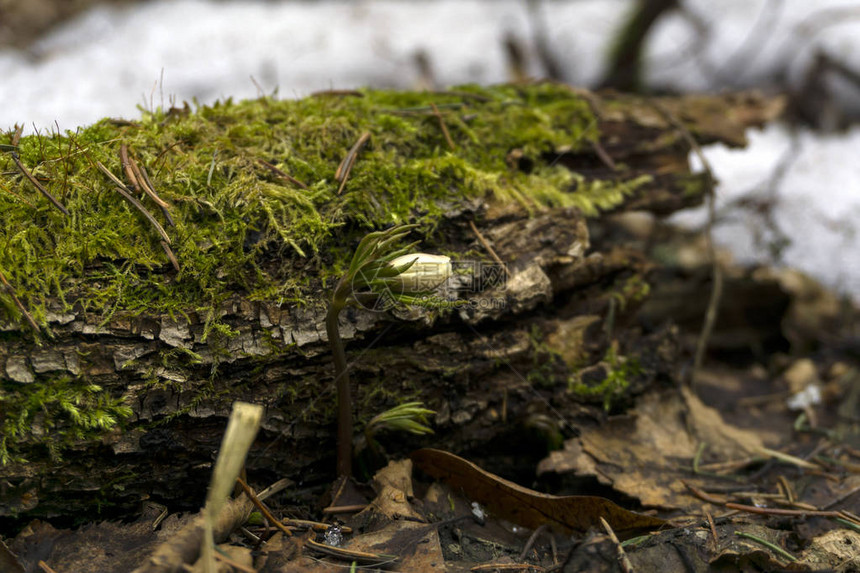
[387,253,452,293]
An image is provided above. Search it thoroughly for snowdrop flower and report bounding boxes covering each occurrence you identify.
[327,225,452,476]
[386,253,452,293]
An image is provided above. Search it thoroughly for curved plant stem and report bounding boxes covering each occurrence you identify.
[326,286,352,477]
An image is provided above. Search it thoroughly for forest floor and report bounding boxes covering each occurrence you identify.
[1,3,860,572]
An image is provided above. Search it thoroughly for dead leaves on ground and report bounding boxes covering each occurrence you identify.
[411,448,666,537]
[538,386,768,510]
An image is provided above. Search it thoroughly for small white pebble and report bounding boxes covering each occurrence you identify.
[471,502,486,522]
[324,524,343,546]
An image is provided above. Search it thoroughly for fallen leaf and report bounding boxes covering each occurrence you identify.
[538,387,767,509]
[410,448,665,537]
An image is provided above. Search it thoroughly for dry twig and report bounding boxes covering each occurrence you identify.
[335,131,371,194]
[8,130,69,216]
[650,102,721,388]
[600,516,634,573]
[234,477,292,537]
[430,102,456,150]
[0,269,41,335]
[469,219,512,278]
[257,158,309,190]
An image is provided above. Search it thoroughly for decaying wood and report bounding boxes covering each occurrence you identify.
[0,88,785,525]
[132,494,253,573]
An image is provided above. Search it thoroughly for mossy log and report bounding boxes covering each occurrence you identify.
[0,84,782,524]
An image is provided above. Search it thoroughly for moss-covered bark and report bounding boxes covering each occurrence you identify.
[0,83,782,524]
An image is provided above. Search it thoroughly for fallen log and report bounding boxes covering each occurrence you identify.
[0,83,783,525]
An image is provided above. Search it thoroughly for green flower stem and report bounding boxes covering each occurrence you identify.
[327,282,352,477]
[325,224,449,477]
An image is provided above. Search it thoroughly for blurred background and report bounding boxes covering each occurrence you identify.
[2,0,859,300]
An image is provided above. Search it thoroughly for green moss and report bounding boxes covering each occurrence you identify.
[526,324,565,389]
[0,83,654,460]
[0,376,132,464]
[569,343,641,412]
[610,274,651,311]
[0,84,640,328]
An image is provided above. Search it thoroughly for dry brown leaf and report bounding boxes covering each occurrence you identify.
[538,388,767,509]
[410,448,665,537]
[796,528,860,570]
[346,521,445,573]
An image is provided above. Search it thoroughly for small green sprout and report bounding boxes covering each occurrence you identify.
[361,401,436,472]
[365,401,435,440]
[326,224,451,476]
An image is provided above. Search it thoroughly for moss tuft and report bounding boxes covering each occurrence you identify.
[0,376,132,464]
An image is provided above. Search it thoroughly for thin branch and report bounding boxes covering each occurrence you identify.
[519,523,549,561]
[651,101,721,388]
[725,502,841,518]
[234,477,292,537]
[681,480,726,505]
